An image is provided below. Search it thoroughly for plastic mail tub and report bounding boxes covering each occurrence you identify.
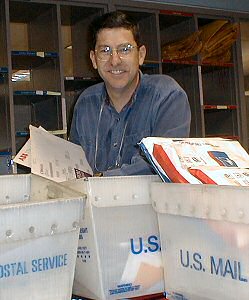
[151,183,249,300]
[62,175,164,300]
[0,173,85,300]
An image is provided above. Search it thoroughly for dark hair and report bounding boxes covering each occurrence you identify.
[89,11,140,50]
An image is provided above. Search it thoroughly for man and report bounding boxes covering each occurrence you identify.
[70,11,191,176]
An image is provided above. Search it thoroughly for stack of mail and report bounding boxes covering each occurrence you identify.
[140,137,249,185]
[14,125,93,182]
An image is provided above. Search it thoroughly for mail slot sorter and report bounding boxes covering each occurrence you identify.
[62,175,165,300]
[151,183,249,300]
[0,174,85,300]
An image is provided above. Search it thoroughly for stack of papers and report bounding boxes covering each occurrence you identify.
[140,137,249,186]
[14,125,93,182]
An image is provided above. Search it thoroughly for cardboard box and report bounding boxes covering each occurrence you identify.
[151,183,249,300]
[0,174,85,300]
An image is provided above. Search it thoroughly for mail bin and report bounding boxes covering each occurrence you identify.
[151,182,249,300]
[0,174,85,300]
[63,175,164,300]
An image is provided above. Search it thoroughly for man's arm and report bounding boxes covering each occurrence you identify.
[104,153,155,176]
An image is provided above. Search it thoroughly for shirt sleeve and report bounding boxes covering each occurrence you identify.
[152,88,191,138]
[104,87,191,177]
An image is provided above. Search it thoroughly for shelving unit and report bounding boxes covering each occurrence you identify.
[0,0,12,174]
[159,10,202,137]
[60,3,106,130]
[0,0,246,175]
[0,67,9,151]
[200,63,238,137]
[197,16,239,139]
[0,65,12,174]
[158,10,240,140]
[9,0,65,153]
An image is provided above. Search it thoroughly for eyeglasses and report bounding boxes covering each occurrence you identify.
[95,44,138,61]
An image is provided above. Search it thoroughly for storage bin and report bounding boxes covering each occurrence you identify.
[151,183,249,300]
[63,175,164,300]
[0,174,85,300]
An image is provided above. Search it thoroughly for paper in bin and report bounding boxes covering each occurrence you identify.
[121,251,163,289]
[140,137,249,185]
[189,166,249,186]
[152,143,200,184]
[14,126,47,168]
[14,125,93,182]
[208,219,249,250]
[13,138,31,168]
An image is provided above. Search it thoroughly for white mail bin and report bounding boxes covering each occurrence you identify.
[151,183,249,300]
[63,175,164,300]
[0,174,85,300]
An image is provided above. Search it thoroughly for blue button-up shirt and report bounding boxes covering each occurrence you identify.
[70,72,191,176]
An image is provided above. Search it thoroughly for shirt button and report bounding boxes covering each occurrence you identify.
[113,143,118,147]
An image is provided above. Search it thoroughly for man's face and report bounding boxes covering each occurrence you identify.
[90,28,146,94]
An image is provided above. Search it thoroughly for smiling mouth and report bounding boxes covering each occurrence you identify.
[109,70,125,74]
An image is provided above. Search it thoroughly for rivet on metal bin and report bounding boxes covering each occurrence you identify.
[190,205,195,215]
[205,206,210,216]
[23,194,30,201]
[6,229,12,238]
[51,224,58,234]
[221,208,227,217]
[5,195,10,202]
[72,221,79,229]
[176,203,181,212]
[132,194,138,200]
[29,226,35,234]
[95,196,101,202]
[113,195,119,200]
[238,209,244,219]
